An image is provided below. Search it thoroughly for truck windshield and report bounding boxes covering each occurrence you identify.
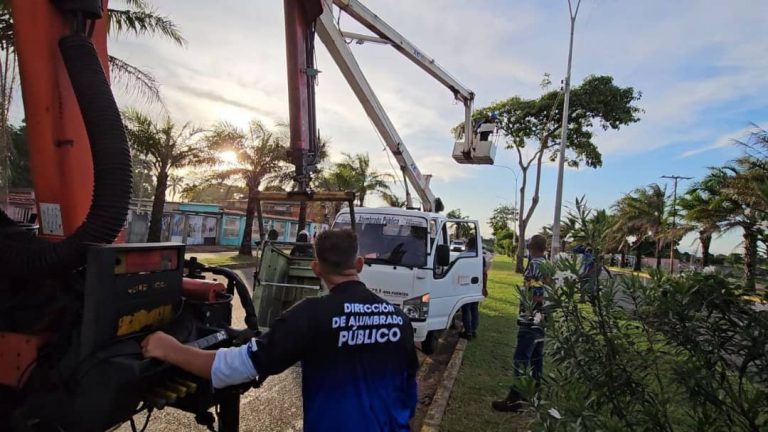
[334,213,428,268]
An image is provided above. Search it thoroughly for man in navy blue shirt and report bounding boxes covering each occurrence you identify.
[142,229,419,431]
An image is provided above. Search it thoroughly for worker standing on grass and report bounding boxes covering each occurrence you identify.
[142,230,419,431]
[492,234,549,412]
[459,235,488,340]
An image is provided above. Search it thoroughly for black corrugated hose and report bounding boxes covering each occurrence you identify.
[0,34,132,277]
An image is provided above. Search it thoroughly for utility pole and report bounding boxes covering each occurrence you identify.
[551,0,582,260]
[662,175,692,273]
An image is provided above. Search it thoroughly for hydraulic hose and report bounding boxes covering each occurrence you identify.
[208,266,260,331]
[0,34,132,276]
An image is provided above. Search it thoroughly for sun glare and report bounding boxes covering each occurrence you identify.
[219,150,238,165]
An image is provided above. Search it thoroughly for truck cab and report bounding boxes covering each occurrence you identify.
[333,207,484,353]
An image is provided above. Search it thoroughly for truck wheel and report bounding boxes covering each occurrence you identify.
[450,312,462,330]
[421,331,439,355]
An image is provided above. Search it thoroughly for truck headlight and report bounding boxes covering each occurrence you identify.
[402,293,430,321]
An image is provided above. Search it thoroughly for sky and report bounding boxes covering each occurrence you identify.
[100,0,768,256]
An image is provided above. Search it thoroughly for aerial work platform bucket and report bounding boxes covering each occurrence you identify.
[453,123,498,164]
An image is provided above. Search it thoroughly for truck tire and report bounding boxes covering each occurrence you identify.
[421,330,439,355]
[450,312,462,330]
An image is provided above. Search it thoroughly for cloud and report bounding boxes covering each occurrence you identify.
[165,82,281,123]
[679,122,767,158]
[679,126,751,158]
[99,0,768,256]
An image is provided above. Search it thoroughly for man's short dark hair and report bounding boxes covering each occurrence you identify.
[528,234,547,253]
[315,229,359,274]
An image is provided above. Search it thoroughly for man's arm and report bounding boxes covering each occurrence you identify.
[142,332,215,379]
[142,332,258,389]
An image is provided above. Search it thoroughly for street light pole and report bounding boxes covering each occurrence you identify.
[662,175,692,273]
[551,0,582,260]
[493,164,519,212]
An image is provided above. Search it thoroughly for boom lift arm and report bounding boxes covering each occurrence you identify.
[331,0,475,150]
[308,0,493,213]
[315,8,440,212]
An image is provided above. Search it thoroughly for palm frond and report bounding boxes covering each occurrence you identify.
[107,8,185,46]
[109,55,162,105]
[122,0,151,9]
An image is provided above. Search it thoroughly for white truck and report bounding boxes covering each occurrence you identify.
[333,207,484,353]
[253,1,497,355]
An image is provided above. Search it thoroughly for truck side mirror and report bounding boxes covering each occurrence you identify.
[436,244,450,267]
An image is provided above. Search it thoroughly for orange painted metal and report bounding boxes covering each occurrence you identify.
[3,0,115,389]
[10,0,112,240]
[182,278,227,302]
[0,332,47,388]
[115,249,180,275]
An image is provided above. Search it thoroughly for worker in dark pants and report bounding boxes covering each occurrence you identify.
[142,230,419,431]
[459,236,488,340]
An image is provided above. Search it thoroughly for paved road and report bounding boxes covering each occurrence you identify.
[116,267,307,432]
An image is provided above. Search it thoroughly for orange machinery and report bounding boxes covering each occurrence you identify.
[0,0,313,430]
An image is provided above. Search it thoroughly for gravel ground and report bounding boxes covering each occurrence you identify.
[116,368,304,432]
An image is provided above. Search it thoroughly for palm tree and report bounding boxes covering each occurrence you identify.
[0,0,183,102]
[733,124,768,213]
[568,197,609,250]
[336,153,392,207]
[0,2,183,201]
[312,167,356,221]
[612,184,670,271]
[697,166,763,290]
[167,173,184,201]
[380,191,406,208]
[123,109,210,242]
[206,120,288,256]
[679,188,721,268]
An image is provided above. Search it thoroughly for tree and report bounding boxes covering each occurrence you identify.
[335,153,392,207]
[568,196,611,252]
[312,165,357,222]
[696,166,763,290]
[611,184,670,270]
[489,204,518,237]
[0,1,184,202]
[131,155,155,203]
[679,188,722,267]
[380,191,406,208]
[556,204,579,252]
[271,125,333,231]
[495,229,517,257]
[8,123,29,188]
[733,124,768,214]
[0,0,184,102]
[445,209,474,240]
[180,182,246,204]
[123,109,210,242]
[446,209,465,219]
[206,120,288,256]
[465,75,642,273]
[0,7,17,205]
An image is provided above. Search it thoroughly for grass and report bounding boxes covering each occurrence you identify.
[195,253,258,268]
[441,255,532,431]
[607,266,650,278]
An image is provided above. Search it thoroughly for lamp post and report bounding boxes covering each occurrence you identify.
[551,0,582,260]
[493,164,519,212]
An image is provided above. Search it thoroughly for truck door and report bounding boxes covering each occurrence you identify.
[428,219,483,330]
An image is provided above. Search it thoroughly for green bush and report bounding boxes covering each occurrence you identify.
[526,260,768,431]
